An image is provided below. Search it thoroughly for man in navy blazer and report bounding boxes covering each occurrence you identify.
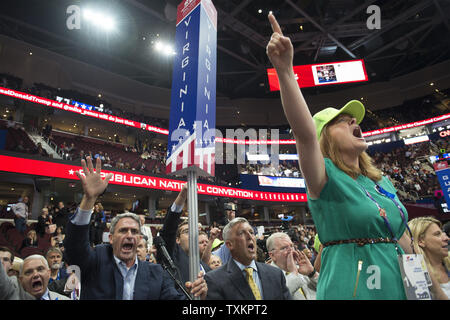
[64,156,207,300]
[158,184,211,289]
[204,217,292,300]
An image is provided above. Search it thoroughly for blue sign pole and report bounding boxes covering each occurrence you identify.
[166,0,217,296]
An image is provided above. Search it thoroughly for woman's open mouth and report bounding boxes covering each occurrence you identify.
[352,126,364,139]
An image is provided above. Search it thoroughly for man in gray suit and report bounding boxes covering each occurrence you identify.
[19,254,70,300]
[204,218,292,300]
[0,246,34,300]
[266,232,318,300]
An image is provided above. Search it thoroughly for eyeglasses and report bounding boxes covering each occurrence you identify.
[271,244,295,252]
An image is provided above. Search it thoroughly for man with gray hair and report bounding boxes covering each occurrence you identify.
[204,217,292,300]
[19,254,69,300]
[64,156,208,300]
[46,247,69,296]
[266,232,318,300]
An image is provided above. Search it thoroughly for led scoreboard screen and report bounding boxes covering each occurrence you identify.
[267,59,369,91]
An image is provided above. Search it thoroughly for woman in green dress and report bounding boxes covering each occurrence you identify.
[265,13,418,300]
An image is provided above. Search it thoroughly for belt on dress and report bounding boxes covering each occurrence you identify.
[323,237,396,247]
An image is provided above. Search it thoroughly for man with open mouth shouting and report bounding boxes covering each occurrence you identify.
[204,217,292,300]
[19,255,70,300]
[64,156,208,300]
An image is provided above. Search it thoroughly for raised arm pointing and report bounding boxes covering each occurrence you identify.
[266,13,326,198]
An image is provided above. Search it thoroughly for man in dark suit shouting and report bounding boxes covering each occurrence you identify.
[64,156,207,300]
[204,217,292,300]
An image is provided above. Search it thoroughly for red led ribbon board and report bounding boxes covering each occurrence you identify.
[0,155,307,202]
[0,87,169,135]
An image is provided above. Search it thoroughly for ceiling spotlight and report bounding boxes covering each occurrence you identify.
[429,82,434,86]
[29,52,33,55]
[299,25,303,31]
[258,9,262,14]
[82,8,116,31]
[154,41,176,55]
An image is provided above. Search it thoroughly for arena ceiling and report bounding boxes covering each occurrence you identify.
[0,0,449,100]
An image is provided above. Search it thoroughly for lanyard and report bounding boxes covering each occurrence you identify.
[356,181,415,255]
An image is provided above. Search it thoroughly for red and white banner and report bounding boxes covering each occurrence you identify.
[0,155,306,202]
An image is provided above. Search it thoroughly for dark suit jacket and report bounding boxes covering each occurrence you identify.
[204,259,292,300]
[64,221,185,300]
[159,207,211,288]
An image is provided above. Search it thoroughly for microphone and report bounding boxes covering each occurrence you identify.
[154,236,177,271]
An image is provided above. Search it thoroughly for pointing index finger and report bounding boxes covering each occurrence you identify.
[268,13,283,35]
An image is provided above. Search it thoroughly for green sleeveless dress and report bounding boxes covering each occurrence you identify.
[308,158,407,300]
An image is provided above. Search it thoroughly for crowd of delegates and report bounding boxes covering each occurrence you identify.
[371,138,448,202]
[240,161,302,178]
[1,177,448,300]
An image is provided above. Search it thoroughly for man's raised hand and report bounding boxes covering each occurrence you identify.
[76,156,112,209]
[266,13,294,73]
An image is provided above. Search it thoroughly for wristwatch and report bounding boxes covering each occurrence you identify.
[307,269,316,278]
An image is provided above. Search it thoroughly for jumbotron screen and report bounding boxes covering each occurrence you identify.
[267,59,369,90]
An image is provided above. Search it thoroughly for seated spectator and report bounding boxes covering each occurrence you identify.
[94,151,105,161]
[51,227,65,248]
[103,159,113,167]
[19,254,70,300]
[19,230,39,253]
[115,157,124,169]
[31,142,48,157]
[74,150,85,161]
[136,162,146,171]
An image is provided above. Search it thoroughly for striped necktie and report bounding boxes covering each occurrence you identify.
[244,267,261,300]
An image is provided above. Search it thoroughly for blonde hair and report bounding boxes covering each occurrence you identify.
[408,216,450,284]
[319,120,382,182]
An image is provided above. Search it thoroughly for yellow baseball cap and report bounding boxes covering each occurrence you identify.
[211,238,224,250]
[312,100,365,139]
